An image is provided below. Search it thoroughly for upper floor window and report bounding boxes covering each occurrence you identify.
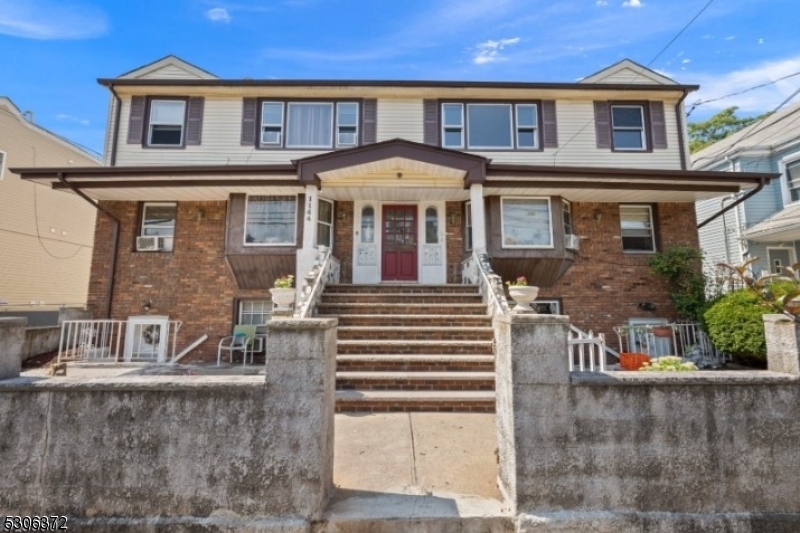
[620,205,656,253]
[244,195,297,245]
[786,160,800,203]
[501,197,553,248]
[442,103,539,150]
[610,105,646,151]
[148,100,186,146]
[259,101,359,149]
[140,202,176,252]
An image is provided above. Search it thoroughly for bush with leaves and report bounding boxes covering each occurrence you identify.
[649,245,708,323]
[639,356,698,372]
[703,289,767,362]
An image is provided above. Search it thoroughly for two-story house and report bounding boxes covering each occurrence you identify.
[16,56,770,378]
[694,102,800,279]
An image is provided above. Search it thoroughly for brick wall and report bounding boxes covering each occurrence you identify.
[333,201,354,283]
[88,201,271,362]
[445,201,464,283]
[538,202,700,352]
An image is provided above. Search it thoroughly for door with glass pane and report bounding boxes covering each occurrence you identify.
[382,205,417,281]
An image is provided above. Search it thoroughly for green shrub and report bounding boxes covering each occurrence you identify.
[639,356,698,371]
[649,246,708,322]
[703,289,766,361]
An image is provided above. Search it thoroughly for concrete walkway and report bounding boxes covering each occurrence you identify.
[329,412,509,531]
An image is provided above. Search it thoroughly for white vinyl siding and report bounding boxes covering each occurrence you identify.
[138,64,210,80]
[0,150,5,180]
[115,97,683,169]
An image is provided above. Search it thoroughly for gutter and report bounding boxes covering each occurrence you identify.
[57,172,120,319]
[697,177,767,229]
[108,84,122,167]
[675,90,690,171]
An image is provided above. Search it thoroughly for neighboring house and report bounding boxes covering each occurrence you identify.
[15,56,771,358]
[0,97,100,325]
[694,102,800,280]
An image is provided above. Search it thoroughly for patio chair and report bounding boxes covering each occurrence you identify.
[217,325,258,366]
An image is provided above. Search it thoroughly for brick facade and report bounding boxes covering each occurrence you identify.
[538,202,700,351]
[88,198,697,360]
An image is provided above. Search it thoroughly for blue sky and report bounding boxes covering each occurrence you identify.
[1,0,798,156]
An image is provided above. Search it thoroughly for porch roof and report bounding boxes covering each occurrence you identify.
[742,203,800,243]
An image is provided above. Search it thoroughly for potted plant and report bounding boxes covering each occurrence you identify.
[506,276,539,313]
[270,274,296,312]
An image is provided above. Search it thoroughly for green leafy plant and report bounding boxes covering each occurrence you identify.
[648,245,708,322]
[717,258,800,321]
[273,274,295,289]
[505,276,528,287]
[703,289,767,362]
[639,356,698,372]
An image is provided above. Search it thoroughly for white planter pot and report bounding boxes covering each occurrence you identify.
[270,288,297,311]
[508,286,539,313]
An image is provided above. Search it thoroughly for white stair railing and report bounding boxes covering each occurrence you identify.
[568,327,608,372]
[58,319,183,364]
[461,252,510,316]
[296,246,341,319]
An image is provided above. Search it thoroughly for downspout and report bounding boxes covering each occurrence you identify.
[675,90,690,171]
[698,177,767,229]
[719,195,734,264]
[57,172,120,319]
[108,84,122,167]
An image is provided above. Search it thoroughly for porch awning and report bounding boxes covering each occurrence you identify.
[742,203,800,243]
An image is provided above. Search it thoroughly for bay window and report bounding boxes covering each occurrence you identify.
[244,195,297,245]
[501,198,553,248]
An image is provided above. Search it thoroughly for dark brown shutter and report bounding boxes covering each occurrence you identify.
[127,96,146,144]
[186,97,204,145]
[594,101,611,149]
[423,100,439,145]
[362,99,377,144]
[241,98,258,146]
[649,101,668,149]
[542,100,558,148]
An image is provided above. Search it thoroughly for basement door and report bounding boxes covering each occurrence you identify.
[382,205,418,281]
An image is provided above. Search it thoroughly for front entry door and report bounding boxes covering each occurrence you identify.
[382,205,418,281]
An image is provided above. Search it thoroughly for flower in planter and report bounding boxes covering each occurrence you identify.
[273,274,295,289]
[506,276,528,287]
[639,356,698,372]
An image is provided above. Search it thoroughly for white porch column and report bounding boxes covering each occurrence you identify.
[297,185,320,284]
[470,184,487,255]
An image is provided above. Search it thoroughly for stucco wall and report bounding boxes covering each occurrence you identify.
[496,314,800,532]
[0,318,336,530]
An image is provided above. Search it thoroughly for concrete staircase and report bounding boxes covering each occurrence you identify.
[318,284,496,413]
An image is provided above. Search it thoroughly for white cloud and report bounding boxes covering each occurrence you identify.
[688,56,800,117]
[205,7,231,22]
[682,59,691,64]
[622,0,643,7]
[0,0,106,39]
[56,114,90,126]
[596,0,608,5]
[472,37,521,65]
[725,35,735,41]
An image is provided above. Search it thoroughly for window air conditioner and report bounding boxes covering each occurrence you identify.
[565,234,580,251]
[136,236,164,251]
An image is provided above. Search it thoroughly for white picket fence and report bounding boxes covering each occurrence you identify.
[568,326,610,372]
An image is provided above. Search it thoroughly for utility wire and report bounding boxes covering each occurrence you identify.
[686,70,800,117]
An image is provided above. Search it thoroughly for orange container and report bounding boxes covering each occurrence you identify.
[620,352,651,370]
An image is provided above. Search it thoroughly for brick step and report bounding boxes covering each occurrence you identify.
[337,371,494,391]
[323,314,492,328]
[337,354,494,372]
[318,303,488,316]
[335,389,496,413]
[337,326,494,341]
[325,284,480,295]
[337,340,494,355]
[322,293,483,304]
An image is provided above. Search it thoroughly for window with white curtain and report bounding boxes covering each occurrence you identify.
[501,198,553,248]
[259,101,360,149]
[286,103,333,148]
[244,195,297,245]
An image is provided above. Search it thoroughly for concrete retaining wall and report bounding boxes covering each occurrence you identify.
[22,325,60,360]
[0,318,336,531]
[496,314,800,532]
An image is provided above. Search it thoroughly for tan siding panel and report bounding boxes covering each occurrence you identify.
[593,67,668,85]
[377,99,424,143]
[138,64,207,80]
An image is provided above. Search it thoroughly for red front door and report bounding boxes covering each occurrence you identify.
[382,205,418,281]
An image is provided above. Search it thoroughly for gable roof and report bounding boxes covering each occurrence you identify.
[117,55,219,80]
[580,59,678,86]
[692,101,800,169]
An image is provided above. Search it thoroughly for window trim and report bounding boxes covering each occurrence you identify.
[243,194,298,247]
[515,103,539,150]
[620,204,657,254]
[146,97,187,148]
[562,199,573,236]
[780,155,800,206]
[609,102,650,152]
[317,198,334,248]
[466,103,514,150]
[0,149,6,180]
[238,299,272,326]
[440,101,543,152]
[256,98,362,150]
[500,196,554,249]
[442,103,465,149]
[425,205,439,244]
[140,202,177,252]
[360,205,376,244]
[335,102,359,148]
[260,101,284,146]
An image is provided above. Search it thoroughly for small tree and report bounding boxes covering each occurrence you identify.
[649,245,708,323]
[688,106,770,154]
